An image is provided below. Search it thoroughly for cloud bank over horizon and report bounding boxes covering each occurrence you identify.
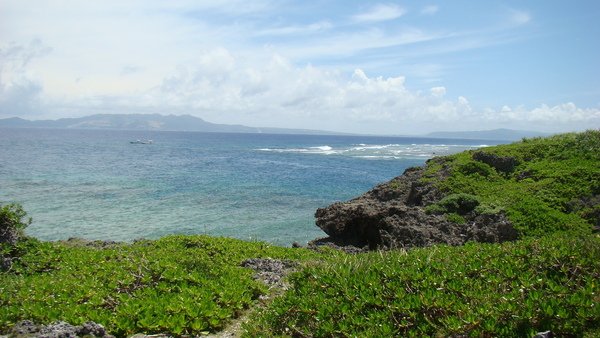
[1,1,599,134]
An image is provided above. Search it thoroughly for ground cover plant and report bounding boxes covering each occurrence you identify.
[422,130,600,237]
[245,234,600,337]
[0,233,318,336]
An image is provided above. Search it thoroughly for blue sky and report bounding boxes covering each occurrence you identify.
[1,0,599,134]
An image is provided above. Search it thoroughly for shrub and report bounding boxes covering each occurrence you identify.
[457,161,494,177]
[445,213,466,224]
[424,130,600,236]
[0,203,31,245]
[474,203,504,216]
[427,193,480,215]
[0,203,32,271]
[472,151,519,174]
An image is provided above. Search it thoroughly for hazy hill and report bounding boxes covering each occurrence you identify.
[2,115,556,140]
[0,114,340,135]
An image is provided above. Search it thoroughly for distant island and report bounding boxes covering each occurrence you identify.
[0,114,343,135]
[0,114,551,141]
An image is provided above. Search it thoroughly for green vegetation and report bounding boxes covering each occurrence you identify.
[1,131,599,337]
[245,234,600,337]
[1,203,32,272]
[0,234,317,336]
[425,192,480,215]
[0,202,31,244]
[422,130,600,236]
[245,130,600,337]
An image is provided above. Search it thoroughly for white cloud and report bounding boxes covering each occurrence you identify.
[421,5,439,15]
[0,39,52,117]
[353,4,406,23]
[1,2,597,134]
[272,27,442,62]
[2,38,598,134]
[120,65,143,76]
[430,86,446,97]
[129,50,600,133]
[255,21,333,36]
[491,102,600,122]
[509,9,531,26]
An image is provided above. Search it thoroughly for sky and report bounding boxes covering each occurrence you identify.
[1,0,599,135]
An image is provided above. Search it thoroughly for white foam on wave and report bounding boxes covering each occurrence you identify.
[310,145,333,151]
[257,143,488,159]
[351,144,399,151]
[353,155,401,160]
[256,145,336,155]
[256,148,309,153]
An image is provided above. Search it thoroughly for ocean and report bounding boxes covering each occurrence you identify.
[0,128,500,246]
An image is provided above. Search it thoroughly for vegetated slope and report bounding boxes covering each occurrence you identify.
[246,234,600,337]
[245,131,600,337]
[314,130,599,249]
[0,236,318,336]
[422,129,599,237]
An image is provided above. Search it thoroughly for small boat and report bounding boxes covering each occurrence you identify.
[130,139,153,144]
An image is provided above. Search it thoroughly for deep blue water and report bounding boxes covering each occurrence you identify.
[0,128,500,245]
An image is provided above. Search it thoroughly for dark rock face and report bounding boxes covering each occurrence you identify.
[568,194,600,229]
[1,221,21,272]
[0,226,20,246]
[313,166,518,250]
[8,320,113,338]
[472,151,519,174]
[0,256,12,271]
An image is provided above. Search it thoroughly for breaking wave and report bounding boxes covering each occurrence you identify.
[257,143,488,159]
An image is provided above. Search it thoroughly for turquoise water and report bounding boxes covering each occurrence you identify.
[0,128,499,245]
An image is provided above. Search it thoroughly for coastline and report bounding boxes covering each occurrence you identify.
[2,131,599,337]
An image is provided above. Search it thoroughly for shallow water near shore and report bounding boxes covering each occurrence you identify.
[0,128,500,245]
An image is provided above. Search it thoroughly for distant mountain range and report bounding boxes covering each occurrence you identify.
[0,114,341,135]
[0,114,549,140]
[425,128,550,141]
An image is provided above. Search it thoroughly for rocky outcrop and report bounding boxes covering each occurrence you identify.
[7,320,113,338]
[472,151,519,174]
[313,165,518,250]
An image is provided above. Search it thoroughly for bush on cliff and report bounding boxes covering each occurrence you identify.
[0,203,31,245]
[0,203,32,271]
[422,130,600,236]
[425,192,480,215]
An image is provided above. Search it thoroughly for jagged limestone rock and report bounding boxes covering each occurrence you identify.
[314,166,517,250]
